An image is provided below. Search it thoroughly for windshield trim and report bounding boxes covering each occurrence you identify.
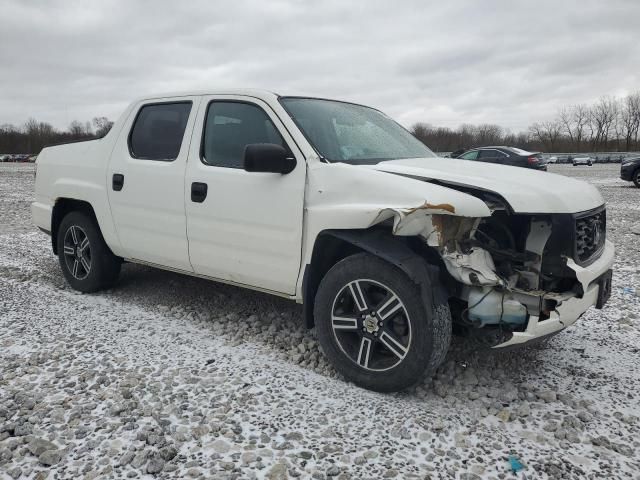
[278,96,435,164]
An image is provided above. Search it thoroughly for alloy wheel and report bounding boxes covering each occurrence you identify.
[63,225,91,280]
[331,279,412,371]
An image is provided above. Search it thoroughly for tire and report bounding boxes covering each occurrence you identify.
[314,253,451,392]
[57,211,121,292]
[633,170,640,188]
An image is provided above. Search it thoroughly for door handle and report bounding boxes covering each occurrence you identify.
[112,174,124,191]
[191,182,208,203]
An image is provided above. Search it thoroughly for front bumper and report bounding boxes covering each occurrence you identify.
[494,240,614,348]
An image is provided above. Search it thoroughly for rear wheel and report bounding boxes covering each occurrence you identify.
[57,211,121,292]
[633,170,640,188]
[314,253,451,392]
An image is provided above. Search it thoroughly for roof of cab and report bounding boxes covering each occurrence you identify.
[132,89,282,104]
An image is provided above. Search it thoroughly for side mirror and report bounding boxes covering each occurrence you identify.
[244,143,296,174]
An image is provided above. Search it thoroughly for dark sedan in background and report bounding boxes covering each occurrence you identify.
[453,146,548,170]
[620,155,640,187]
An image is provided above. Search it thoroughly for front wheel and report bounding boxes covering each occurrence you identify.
[57,211,121,292]
[314,253,451,392]
[633,170,640,188]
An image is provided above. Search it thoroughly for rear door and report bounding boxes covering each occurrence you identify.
[107,97,200,271]
[184,96,306,295]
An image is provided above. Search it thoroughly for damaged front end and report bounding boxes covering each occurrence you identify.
[374,197,614,348]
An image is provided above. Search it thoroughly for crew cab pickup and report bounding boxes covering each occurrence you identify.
[32,90,614,392]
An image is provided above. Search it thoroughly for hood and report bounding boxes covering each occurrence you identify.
[368,157,604,214]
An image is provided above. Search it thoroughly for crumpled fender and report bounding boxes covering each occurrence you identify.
[305,162,491,236]
[297,163,494,300]
[372,202,455,237]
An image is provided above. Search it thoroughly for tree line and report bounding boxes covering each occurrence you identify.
[0,117,113,155]
[2,92,640,155]
[412,92,640,153]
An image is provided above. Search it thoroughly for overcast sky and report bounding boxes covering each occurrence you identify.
[1,0,638,132]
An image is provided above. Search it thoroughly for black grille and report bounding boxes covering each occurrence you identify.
[575,209,606,264]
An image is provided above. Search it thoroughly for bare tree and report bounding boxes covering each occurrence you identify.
[68,120,88,136]
[558,105,588,151]
[543,121,562,150]
[92,116,114,138]
[529,121,561,150]
[457,124,477,149]
[22,118,57,153]
[620,92,640,150]
[558,107,575,147]
[589,96,617,150]
[528,122,546,147]
[475,124,503,146]
[572,104,589,152]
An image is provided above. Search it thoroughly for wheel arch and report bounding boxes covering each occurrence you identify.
[302,228,449,329]
[51,198,100,255]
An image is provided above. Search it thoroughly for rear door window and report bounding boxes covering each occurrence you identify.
[479,149,507,159]
[129,102,192,161]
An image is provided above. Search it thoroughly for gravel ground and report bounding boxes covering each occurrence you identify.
[0,162,639,479]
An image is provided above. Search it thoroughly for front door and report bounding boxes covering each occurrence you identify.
[107,97,200,271]
[184,96,306,295]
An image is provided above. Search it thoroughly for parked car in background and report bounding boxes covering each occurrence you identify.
[620,156,640,187]
[0,154,11,162]
[455,146,548,170]
[449,148,466,159]
[573,156,593,166]
[547,156,558,164]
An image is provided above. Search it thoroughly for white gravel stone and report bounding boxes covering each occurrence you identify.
[211,439,231,454]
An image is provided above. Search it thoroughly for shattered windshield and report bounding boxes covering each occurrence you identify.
[280,97,436,165]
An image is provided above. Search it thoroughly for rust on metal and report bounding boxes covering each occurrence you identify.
[404,201,456,215]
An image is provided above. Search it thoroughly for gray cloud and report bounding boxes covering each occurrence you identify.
[1,0,638,132]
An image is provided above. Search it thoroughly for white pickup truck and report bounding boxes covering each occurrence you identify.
[32,90,614,391]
